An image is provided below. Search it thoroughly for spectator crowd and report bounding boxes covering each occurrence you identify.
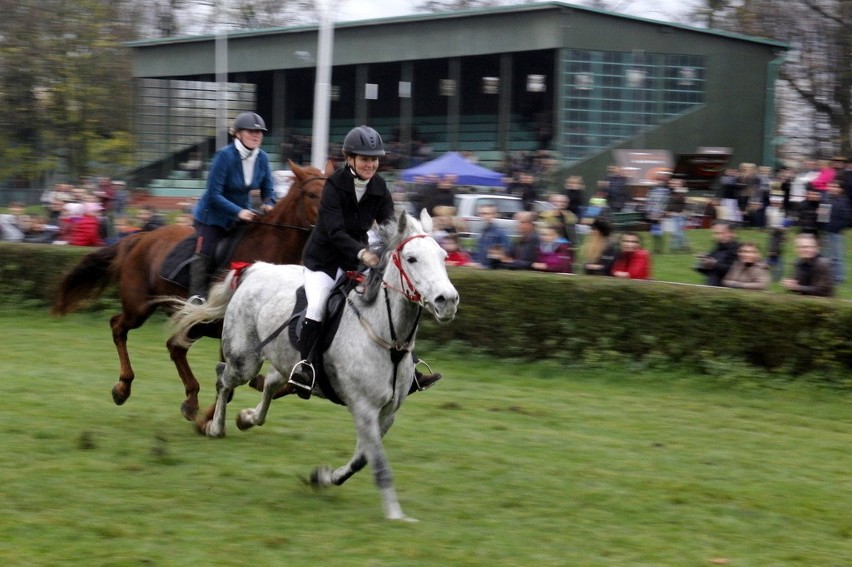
[4,150,852,298]
[0,177,187,247]
[403,149,852,297]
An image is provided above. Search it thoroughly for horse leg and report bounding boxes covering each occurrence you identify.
[110,313,136,405]
[311,446,368,488]
[197,362,231,438]
[236,368,285,430]
[311,411,413,521]
[370,413,413,522]
[166,336,200,421]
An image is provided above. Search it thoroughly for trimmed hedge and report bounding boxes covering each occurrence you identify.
[3,243,851,376]
[422,268,852,377]
[0,243,119,311]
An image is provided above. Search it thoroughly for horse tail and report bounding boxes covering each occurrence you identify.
[51,237,139,316]
[169,267,242,348]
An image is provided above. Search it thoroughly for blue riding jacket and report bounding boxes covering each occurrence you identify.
[192,144,275,230]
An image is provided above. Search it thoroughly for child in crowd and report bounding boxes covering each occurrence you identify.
[441,233,472,267]
[532,223,573,273]
[611,231,651,279]
[430,205,458,244]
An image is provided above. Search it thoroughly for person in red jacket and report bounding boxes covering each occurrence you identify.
[68,202,105,247]
[611,232,651,279]
[441,233,473,267]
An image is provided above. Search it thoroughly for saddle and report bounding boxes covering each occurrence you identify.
[159,225,249,289]
[258,275,360,406]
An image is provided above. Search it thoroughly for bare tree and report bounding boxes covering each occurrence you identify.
[694,0,852,157]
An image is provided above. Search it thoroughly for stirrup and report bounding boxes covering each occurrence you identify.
[187,295,206,306]
[287,360,316,399]
[413,359,440,391]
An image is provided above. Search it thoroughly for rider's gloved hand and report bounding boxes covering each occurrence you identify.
[237,209,256,222]
[358,248,380,268]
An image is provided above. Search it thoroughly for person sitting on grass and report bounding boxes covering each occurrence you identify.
[781,233,835,297]
[694,220,739,286]
[441,233,473,267]
[532,223,573,273]
[581,218,617,276]
[722,242,771,290]
[471,203,511,269]
[611,232,651,279]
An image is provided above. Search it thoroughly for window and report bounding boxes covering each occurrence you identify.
[560,49,705,162]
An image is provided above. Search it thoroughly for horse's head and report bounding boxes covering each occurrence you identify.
[236,161,331,266]
[269,160,332,226]
[377,209,459,323]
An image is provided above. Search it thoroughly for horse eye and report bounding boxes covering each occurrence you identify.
[406,256,417,264]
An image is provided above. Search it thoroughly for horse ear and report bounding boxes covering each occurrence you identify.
[288,160,300,175]
[397,210,408,233]
[419,208,433,234]
[324,160,335,176]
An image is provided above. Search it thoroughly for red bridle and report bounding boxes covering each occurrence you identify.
[388,234,431,304]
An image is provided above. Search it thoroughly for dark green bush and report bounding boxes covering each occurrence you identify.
[421,267,852,376]
[0,243,119,311]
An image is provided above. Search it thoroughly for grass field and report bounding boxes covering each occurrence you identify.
[1,308,851,566]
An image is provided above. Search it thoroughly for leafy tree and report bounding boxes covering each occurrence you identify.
[0,0,135,186]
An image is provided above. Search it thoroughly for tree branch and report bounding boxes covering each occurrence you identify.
[801,0,843,26]
[780,68,837,117]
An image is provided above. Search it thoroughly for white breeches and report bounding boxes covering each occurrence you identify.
[304,267,345,322]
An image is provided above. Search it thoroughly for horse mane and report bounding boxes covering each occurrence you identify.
[359,211,423,304]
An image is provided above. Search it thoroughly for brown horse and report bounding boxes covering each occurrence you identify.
[52,160,332,421]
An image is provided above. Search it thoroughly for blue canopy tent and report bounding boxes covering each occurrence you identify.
[400,152,505,187]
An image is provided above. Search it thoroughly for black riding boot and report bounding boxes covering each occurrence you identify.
[187,253,213,305]
[288,318,323,399]
[409,369,442,394]
[409,353,442,394]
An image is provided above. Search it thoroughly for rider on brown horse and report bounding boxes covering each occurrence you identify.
[188,112,276,304]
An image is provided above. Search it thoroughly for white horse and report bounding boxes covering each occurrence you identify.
[171,209,459,520]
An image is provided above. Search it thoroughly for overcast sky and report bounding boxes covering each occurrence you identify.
[337,0,699,26]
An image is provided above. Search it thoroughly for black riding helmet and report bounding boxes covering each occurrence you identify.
[342,125,385,156]
[233,112,268,132]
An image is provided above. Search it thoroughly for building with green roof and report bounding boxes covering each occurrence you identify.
[128,1,786,187]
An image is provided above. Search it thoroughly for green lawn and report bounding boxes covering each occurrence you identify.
[1,308,850,566]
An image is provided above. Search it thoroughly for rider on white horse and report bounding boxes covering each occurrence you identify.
[288,125,441,399]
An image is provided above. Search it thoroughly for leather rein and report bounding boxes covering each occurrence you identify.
[248,175,326,232]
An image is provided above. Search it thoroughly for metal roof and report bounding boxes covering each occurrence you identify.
[126,1,788,51]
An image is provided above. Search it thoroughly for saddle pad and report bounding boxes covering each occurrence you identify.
[160,235,196,288]
[159,225,249,289]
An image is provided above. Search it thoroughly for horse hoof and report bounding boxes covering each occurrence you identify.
[180,401,198,422]
[111,383,129,405]
[235,411,255,431]
[195,419,224,438]
[310,465,334,488]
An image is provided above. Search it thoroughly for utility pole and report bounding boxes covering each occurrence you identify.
[311,0,338,169]
[215,0,229,150]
